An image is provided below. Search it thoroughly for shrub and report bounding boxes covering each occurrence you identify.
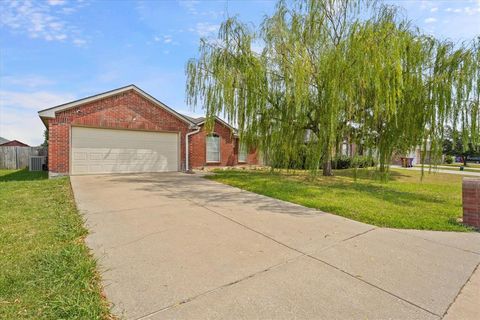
[353,155,377,168]
[444,155,453,164]
[331,156,352,169]
[331,155,376,169]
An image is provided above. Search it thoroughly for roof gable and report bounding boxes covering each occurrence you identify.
[0,140,29,147]
[38,85,195,127]
[192,117,238,134]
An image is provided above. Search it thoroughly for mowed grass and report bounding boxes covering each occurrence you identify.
[0,170,111,319]
[207,168,475,232]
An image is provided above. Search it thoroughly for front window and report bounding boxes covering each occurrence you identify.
[206,134,220,162]
[238,143,247,162]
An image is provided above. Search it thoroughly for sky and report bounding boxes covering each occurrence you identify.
[0,0,479,146]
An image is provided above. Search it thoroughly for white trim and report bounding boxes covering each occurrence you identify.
[178,132,181,171]
[38,85,195,127]
[206,133,221,163]
[185,127,200,171]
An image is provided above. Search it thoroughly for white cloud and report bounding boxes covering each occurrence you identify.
[424,17,437,24]
[73,38,87,46]
[0,90,75,145]
[464,6,480,15]
[0,108,45,145]
[178,0,222,18]
[179,0,200,15]
[443,4,480,15]
[430,7,438,12]
[0,0,87,45]
[1,75,55,88]
[153,35,176,45]
[0,90,75,110]
[190,22,219,37]
[47,0,66,6]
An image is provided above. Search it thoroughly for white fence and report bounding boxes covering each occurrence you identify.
[0,146,47,170]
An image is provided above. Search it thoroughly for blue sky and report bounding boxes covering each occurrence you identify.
[1,0,479,145]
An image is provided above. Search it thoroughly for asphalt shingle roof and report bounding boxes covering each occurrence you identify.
[182,115,205,124]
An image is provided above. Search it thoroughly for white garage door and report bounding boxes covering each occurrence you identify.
[71,127,179,174]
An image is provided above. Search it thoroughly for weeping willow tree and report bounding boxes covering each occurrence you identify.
[186,0,480,176]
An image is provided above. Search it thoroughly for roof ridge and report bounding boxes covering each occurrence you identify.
[38,85,195,127]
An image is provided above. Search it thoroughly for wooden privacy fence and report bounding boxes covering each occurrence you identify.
[0,146,47,170]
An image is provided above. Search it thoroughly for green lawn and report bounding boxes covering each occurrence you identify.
[0,170,112,319]
[207,168,474,232]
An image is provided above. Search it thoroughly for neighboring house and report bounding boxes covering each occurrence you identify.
[0,139,29,147]
[38,85,257,177]
[0,137,9,145]
[392,142,432,166]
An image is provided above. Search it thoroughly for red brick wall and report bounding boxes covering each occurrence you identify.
[189,120,258,168]
[48,89,190,175]
[246,147,259,164]
[463,178,480,228]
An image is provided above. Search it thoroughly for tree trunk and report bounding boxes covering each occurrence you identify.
[379,162,386,173]
[323,153,333,176]
[463,156,467,166]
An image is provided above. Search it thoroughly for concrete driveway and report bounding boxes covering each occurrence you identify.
[71,172,480,320]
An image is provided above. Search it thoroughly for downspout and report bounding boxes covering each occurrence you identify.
[185,127,200,172]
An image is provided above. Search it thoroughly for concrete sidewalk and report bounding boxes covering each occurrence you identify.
[391,165,480,176]
[433,165,480,172]
[71,172,480,320]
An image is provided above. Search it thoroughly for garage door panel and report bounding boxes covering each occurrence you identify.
[73,152,88,160]
[71,127,178,174]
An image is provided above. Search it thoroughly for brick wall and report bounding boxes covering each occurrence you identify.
[48,89,190,175]
[189,120,258,168]
[463,178,480,228]
[246,147,259,164]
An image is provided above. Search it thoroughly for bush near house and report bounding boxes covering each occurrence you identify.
[269,149,377,170]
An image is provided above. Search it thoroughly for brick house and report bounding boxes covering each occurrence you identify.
[38,85,257,177]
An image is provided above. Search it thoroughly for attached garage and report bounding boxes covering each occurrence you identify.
[38,85,195,177]
[71,127,179,174]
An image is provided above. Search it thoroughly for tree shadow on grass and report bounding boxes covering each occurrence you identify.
[211,168,413,183]
[323,181,446,206]
[333,168,412,182]
[211,170,447,207]
[0,169,48,182]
